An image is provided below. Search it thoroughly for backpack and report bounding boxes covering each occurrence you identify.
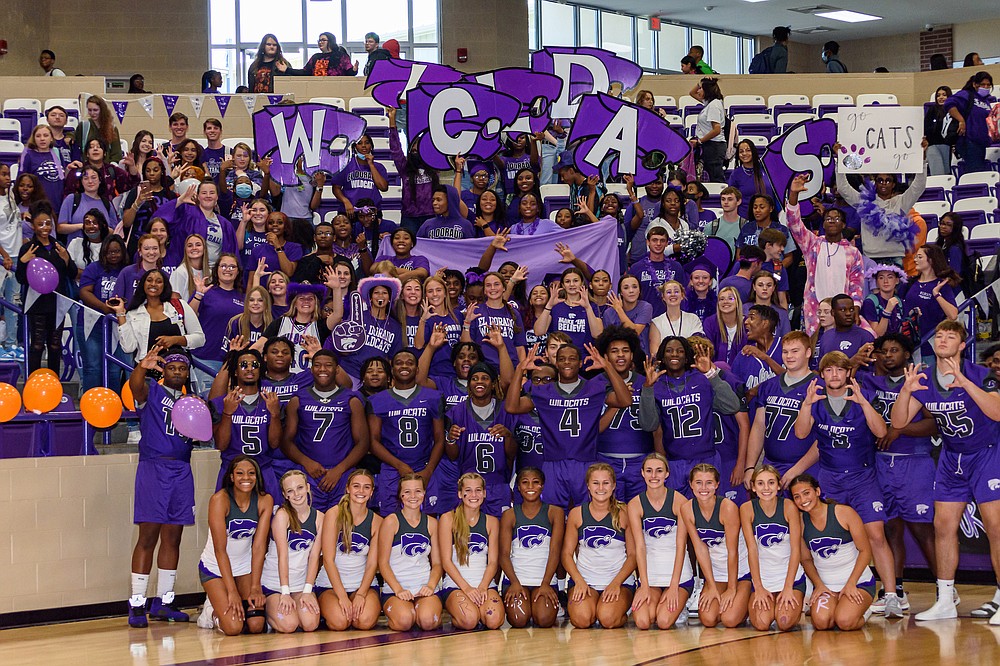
[748,47,774,75]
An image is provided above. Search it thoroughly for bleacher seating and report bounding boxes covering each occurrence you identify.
[856,94,899,106]
[0,118,21,142]
[731,113,776,140]
[0,140,24,168]
[653,95,677,115]
[952,196,998,228]
[969,223,1000,255]
[349,97,384,116]
[382,209,402,225]
[222,137,254,152]
[2,98,42,142]
[776,112,816,133]
[678,95,702,118]
[921,174,956,204]
[724,95,766,118]
[540,183,571,217]
[913,200,949,229]
[309,96,347,109]
[768,95,811,125]
[812,94,853,118]
[42,98,80,118]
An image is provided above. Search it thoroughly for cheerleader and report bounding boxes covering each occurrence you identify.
[680,463,751,628]
[197,455,274,635]
[378,473,443,631]
[741,465,805,632]
[317,469,383,630]
[791,474,876,631]
[499,467,564,628]
[562,463,636,628]
[627,453,694,629]
[261,470,324,633]
[438,473,505,630]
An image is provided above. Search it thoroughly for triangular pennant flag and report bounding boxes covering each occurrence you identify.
[138,95,155,118]
[990,280,1000,302]
[267,95,285,105]
[111,100,129,124]
[162,95,179,116]
[975,289,990,313]
[241,94,257,116]
[215,95,232,117]
[189,95,205,118]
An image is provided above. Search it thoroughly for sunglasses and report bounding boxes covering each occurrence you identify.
[239,360,261,370]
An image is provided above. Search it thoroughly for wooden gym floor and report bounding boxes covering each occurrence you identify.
[3,583,1000,665]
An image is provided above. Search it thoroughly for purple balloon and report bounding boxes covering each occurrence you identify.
[171,396,212,441]
[27,258,59,295]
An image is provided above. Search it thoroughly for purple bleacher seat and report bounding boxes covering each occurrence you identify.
[816,104,850,119]
[727,103,767,118]
[682,103,703,118]
[0,421,42,458]
[543,196,571,218]
[771,104,812,126]
[734,123,776,140]
[952,184,991,202]
[3,109,40,142]
[655,105,678,116]
[0,128,18,142]
[45,395,98,456]
[702,194,721,208]
[954,209,988,229]
[0,147,20,168]
[0,362,20,386]
[918,188,948,203]
[922,214,939,231]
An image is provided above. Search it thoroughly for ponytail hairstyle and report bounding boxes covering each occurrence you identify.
[278,469,311,533]
[586,463,624,531]
[452,473,486,566]
[335,469,376,553]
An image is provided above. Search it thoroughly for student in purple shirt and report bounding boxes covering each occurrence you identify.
[462,272,527,368]
[727,139,774,219]
[627,177,663,264]
[190,253,246,387]
[18,124,65,208]
[494,133,538,200]
[603,274,653,355]
[862,264,906,338]
[373,227,430,282]
[201,118,226,179]
[332,134,389,215]
[533,267,604,350]
[158,181,239,269]
[731,304,784,394]
[735,195,792,254]
[903,245,959,359]
[718,246,764,304]
[817,293,874,363]
[628,226,688,319]
[944,71,997,173]
[417,185,474,240]
[454,157,496,225]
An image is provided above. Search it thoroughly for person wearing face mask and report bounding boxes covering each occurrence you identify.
[821,41,848,73]
[945,71,998,174]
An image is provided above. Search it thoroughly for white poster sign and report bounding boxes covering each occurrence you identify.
[836,106,923,173]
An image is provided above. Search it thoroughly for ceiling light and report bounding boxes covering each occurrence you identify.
[816,10,882,22]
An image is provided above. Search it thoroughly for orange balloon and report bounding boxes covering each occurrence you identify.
[80,388,124,428]
[30,368,58,381]
[0,382,21,422]
[22,374,63,413]
[121,381,135,411]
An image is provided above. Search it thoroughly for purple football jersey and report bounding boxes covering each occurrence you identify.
[910,361,1000,454]
[211,394,275,470]
[860,372,933,456]
[293,385,362,468]
[597,371,652,457]
[649,370,716,462]
[137,381,194,460]
[528,376,609,462]
[755,372,817,465]
[447,400,516,485]
[368,386,443,469]
[810,383,877,472]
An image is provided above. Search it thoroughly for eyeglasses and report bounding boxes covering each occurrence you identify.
[239,360,261,370]
[531,375,554,384]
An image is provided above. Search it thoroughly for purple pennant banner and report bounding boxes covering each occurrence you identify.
[365,58,463,108]
[761,118,838,217]
[267,95,285,105]
[111,100,128,124]
[462,68,564,138]
[215,95,232,118]
[377,218,623,286]
[407,82,523,170]
[162,94,179,116]
[531,46,643,119]
[567,93,690,184]
[252,103,367,186]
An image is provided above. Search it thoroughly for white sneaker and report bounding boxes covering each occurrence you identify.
[915,595,959,621]
[884,593,903,619]
[953,589,961,606]
[870,591,887,614]
[898,591,910,612]
[196,599,215,629]
[863,605,873,623]
[675,608,689,625]
[127,429,142,445]
[686,580,702,612]
[990,605,1000,626]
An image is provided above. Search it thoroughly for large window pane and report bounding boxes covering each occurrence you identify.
[238,0,303,44]
[601,12,633,60]
[346,0,408,43]
[413,0,438,43]
[527,0,537,51]
[637,19,653,69]
[306,0,343,45]
[212,48,240,93]
[689,28,708,60]
[210,0,236,45]
[579,7,598,47]
[541,1,574,47]
[658,24,687,72]
[413,47,439,63]
[712,32,738,74]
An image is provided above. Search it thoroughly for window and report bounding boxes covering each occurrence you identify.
[578,7,598,48]
[600,12,633,61]
[636,19,653,70]
[658,23,688,73]
[527,0,537,51]
[711,32,739,74]
[541,1,575,47]
[209,0,442,91]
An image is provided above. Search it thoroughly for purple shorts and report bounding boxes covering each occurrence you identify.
[217,460,283,504]
[483,481,512,517]
[764,457,820,492]
[667,452,722,500]
[134,459,195,525]
[716,456,748,505]
[426,458,460,515]
[541,459,594,512]
[307,469,352,512]
[597,455,646,502]
[935,444,1000,505]
[819,466,886,524]
[876,454,935,523]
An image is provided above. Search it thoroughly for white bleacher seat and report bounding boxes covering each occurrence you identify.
[927,174,956,190]
[777,113,816,132]
[349,97,384,116]
[970,223,1000,241]
[309,97,347,109]
[768,94,810,108]
[703,183,726,196]
[678,95,702,118]
[382,184,403,201]
[856,94,899,106]
[9,163,17,181]
[913,201,950,219]
[371,137,390,159]
[925,228,938,243]
[724,95,765,110]
[731,113,775,138]
[382,209,402,225]
[958,171,1000,187]
[366,115,390,129]
[43,98,81,116]
[683,115,698,137]
[987,147,1000,166]
[0,118,20,141]
[65,116,78,131]
[739,135,769,149]
[222,138,254,152]
[378,160,398,176]
[194,138,208,148]
[653,95,676,108]
[2,98,42,113]
[606,183,629,196]
[812,94,853,117]
[953,196,998,214]
[0,140,24,167]
[662,114,682,128]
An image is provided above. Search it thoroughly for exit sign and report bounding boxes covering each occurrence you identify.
[650,17,661,31]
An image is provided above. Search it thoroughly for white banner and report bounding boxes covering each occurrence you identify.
[189,95,205,118]
[836,106,923,173]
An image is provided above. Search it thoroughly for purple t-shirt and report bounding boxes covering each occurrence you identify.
[903,280,956,355]
[373,253,430,274]
[57,193,118,243]
[648,370,717,461]
[731,337,782,393]
[19,150,64,211]
[422,314,463,376]
[548,302,596,349]
[469,303,527,367]
[910,361,999,454]
[138,381,193,459]
[718,275,752,304]
[860,293,902,334]
[628,257,688,318]
[334,158,388,206]
[602,300,653,354]
[191,287,244,362]
[817,326,874,361]
[248,241,303,275]
[447,400,516,484]
[417,215,475,240]
[498,154,533,194]
[202,146,226,179]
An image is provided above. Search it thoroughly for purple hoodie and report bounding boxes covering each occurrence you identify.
[945,89,998,146]
[417,185,475,239]
[390,129,436,217]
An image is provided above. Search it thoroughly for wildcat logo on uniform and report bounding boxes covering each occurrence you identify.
[810,536,843,559]
[468,532,489,555]
[989,479,1000,491]
[872,501,884,513]
[754,523,789,548]
[287,529,317,552]
[516,524,549,549]
[916,504,930,515]
[400,532,431,557]
[643,516,677,539]
[582,525,618,549]
[341,531,370,555]
[228,518,257,540]
[697,528,726,549]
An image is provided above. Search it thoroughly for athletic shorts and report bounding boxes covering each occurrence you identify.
[541,459,594,512]
[307,469,352,513]
[935,444,1000,505]
[597,454,646,502]
[876,454,935,523]
[666,452,722,500]
[819,466,887,524]
[134,459,195,525]
[198,560,252,585]
[567,576,637,593]
[426,458,460,514]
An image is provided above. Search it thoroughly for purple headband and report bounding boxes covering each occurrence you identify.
[162,353,190,366]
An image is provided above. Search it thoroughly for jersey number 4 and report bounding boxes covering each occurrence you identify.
[559,408,581,438]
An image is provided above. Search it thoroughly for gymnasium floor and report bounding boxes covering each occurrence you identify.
[3,583,1000,665]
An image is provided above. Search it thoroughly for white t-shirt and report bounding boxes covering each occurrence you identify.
[696,99,726,143]
[0,191,20,256]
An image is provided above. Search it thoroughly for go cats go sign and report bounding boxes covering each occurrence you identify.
[836,106,923,173]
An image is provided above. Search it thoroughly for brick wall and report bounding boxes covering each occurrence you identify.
[920,26,953,71]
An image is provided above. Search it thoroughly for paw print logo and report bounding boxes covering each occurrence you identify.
[838,144,872,171]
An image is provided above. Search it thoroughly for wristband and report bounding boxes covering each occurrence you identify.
[703,367,719,379]
[276,247,284,253]
[745,466,755,472]
[544,307,552,311]
[280,585,291,595]
[194,294,203,300]
[302,583,314,594]
[223,411,235,417]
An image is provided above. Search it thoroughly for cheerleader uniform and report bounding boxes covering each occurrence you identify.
[316,510,377,593]
[693,498,750,583]
[440,512,493,598]
[573,504,635,591]
[199,491,261,583]
[638,490,694,589]
[382,512,433,602]
[750,498,805,593]
[507,504,554,588]
[261,507,320,595]
[802,503,876,597]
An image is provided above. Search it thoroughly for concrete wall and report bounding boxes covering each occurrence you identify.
[953,19,1000,64]
[439,0,529,70]
[0,450,219,614]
